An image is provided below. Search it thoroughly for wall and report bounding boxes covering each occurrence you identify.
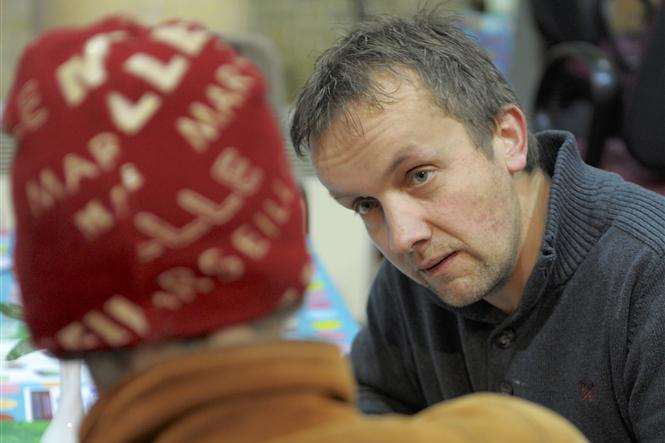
[0,174,12,231]
[302,176,374,323]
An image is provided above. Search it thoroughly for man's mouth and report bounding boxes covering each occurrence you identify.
[418,251,459,276]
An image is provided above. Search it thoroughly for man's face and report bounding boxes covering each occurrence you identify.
[313,77,523,307]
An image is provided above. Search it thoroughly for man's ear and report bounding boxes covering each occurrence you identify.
[493,104,528,174]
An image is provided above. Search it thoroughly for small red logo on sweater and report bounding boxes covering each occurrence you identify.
[578,380,596,401]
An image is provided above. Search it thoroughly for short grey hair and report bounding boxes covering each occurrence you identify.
[290,9,540,171]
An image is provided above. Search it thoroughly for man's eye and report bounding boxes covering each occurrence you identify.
[354,198,378,215]
[409,169,434,185]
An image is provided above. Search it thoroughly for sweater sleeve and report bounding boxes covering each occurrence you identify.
[350,262,424,415]
[623,258,665,443]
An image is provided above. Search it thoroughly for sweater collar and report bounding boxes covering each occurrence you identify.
[79,341,354,443]
[537,130,612,289]
[445,131,611,325]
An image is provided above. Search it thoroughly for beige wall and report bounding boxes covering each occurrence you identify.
[0,174,12,231]
[1,0,37,100]
[34,0,252,31]
[1,0,252,100]
[302,176,374,323]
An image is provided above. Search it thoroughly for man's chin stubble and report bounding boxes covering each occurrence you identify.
[428,268,512,308]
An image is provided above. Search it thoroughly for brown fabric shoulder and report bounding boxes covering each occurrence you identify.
[80,341,587,443]
[273,394,588,443]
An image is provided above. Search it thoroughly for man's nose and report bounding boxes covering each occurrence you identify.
[383,197,431,255]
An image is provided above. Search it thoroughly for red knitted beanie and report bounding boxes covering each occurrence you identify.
[3,16,311,356]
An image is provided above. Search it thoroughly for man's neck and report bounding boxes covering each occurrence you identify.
[486,170,551,314]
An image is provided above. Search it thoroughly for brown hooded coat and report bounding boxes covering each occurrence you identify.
[80,341,587,443]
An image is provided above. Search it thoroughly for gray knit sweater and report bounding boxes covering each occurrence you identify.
[351,131,665,442]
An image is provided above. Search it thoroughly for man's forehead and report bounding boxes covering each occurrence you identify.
[312,73,437,154]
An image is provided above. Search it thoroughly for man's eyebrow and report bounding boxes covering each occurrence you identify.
[328,189,352,201]
[384,152,411,181]
[383,144,424,181]
[328,145,422,201]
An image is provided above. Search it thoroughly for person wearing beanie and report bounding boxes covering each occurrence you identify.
[4,17,587,443]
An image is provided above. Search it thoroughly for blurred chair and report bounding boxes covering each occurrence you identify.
[532,0,664,194]
[530,0,601,47]
[621,3,665,174]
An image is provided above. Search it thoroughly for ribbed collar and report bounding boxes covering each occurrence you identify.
[80,341,355,443]
[446,131,613,325]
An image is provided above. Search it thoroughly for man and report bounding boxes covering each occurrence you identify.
[3,16,587,443]
[291,10,665,443]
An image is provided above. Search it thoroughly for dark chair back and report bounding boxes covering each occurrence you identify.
[530,0,600,47]
[532,1,665,192]
[623,5,665,173]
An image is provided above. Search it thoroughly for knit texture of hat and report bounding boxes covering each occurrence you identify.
[3,16,311,356]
